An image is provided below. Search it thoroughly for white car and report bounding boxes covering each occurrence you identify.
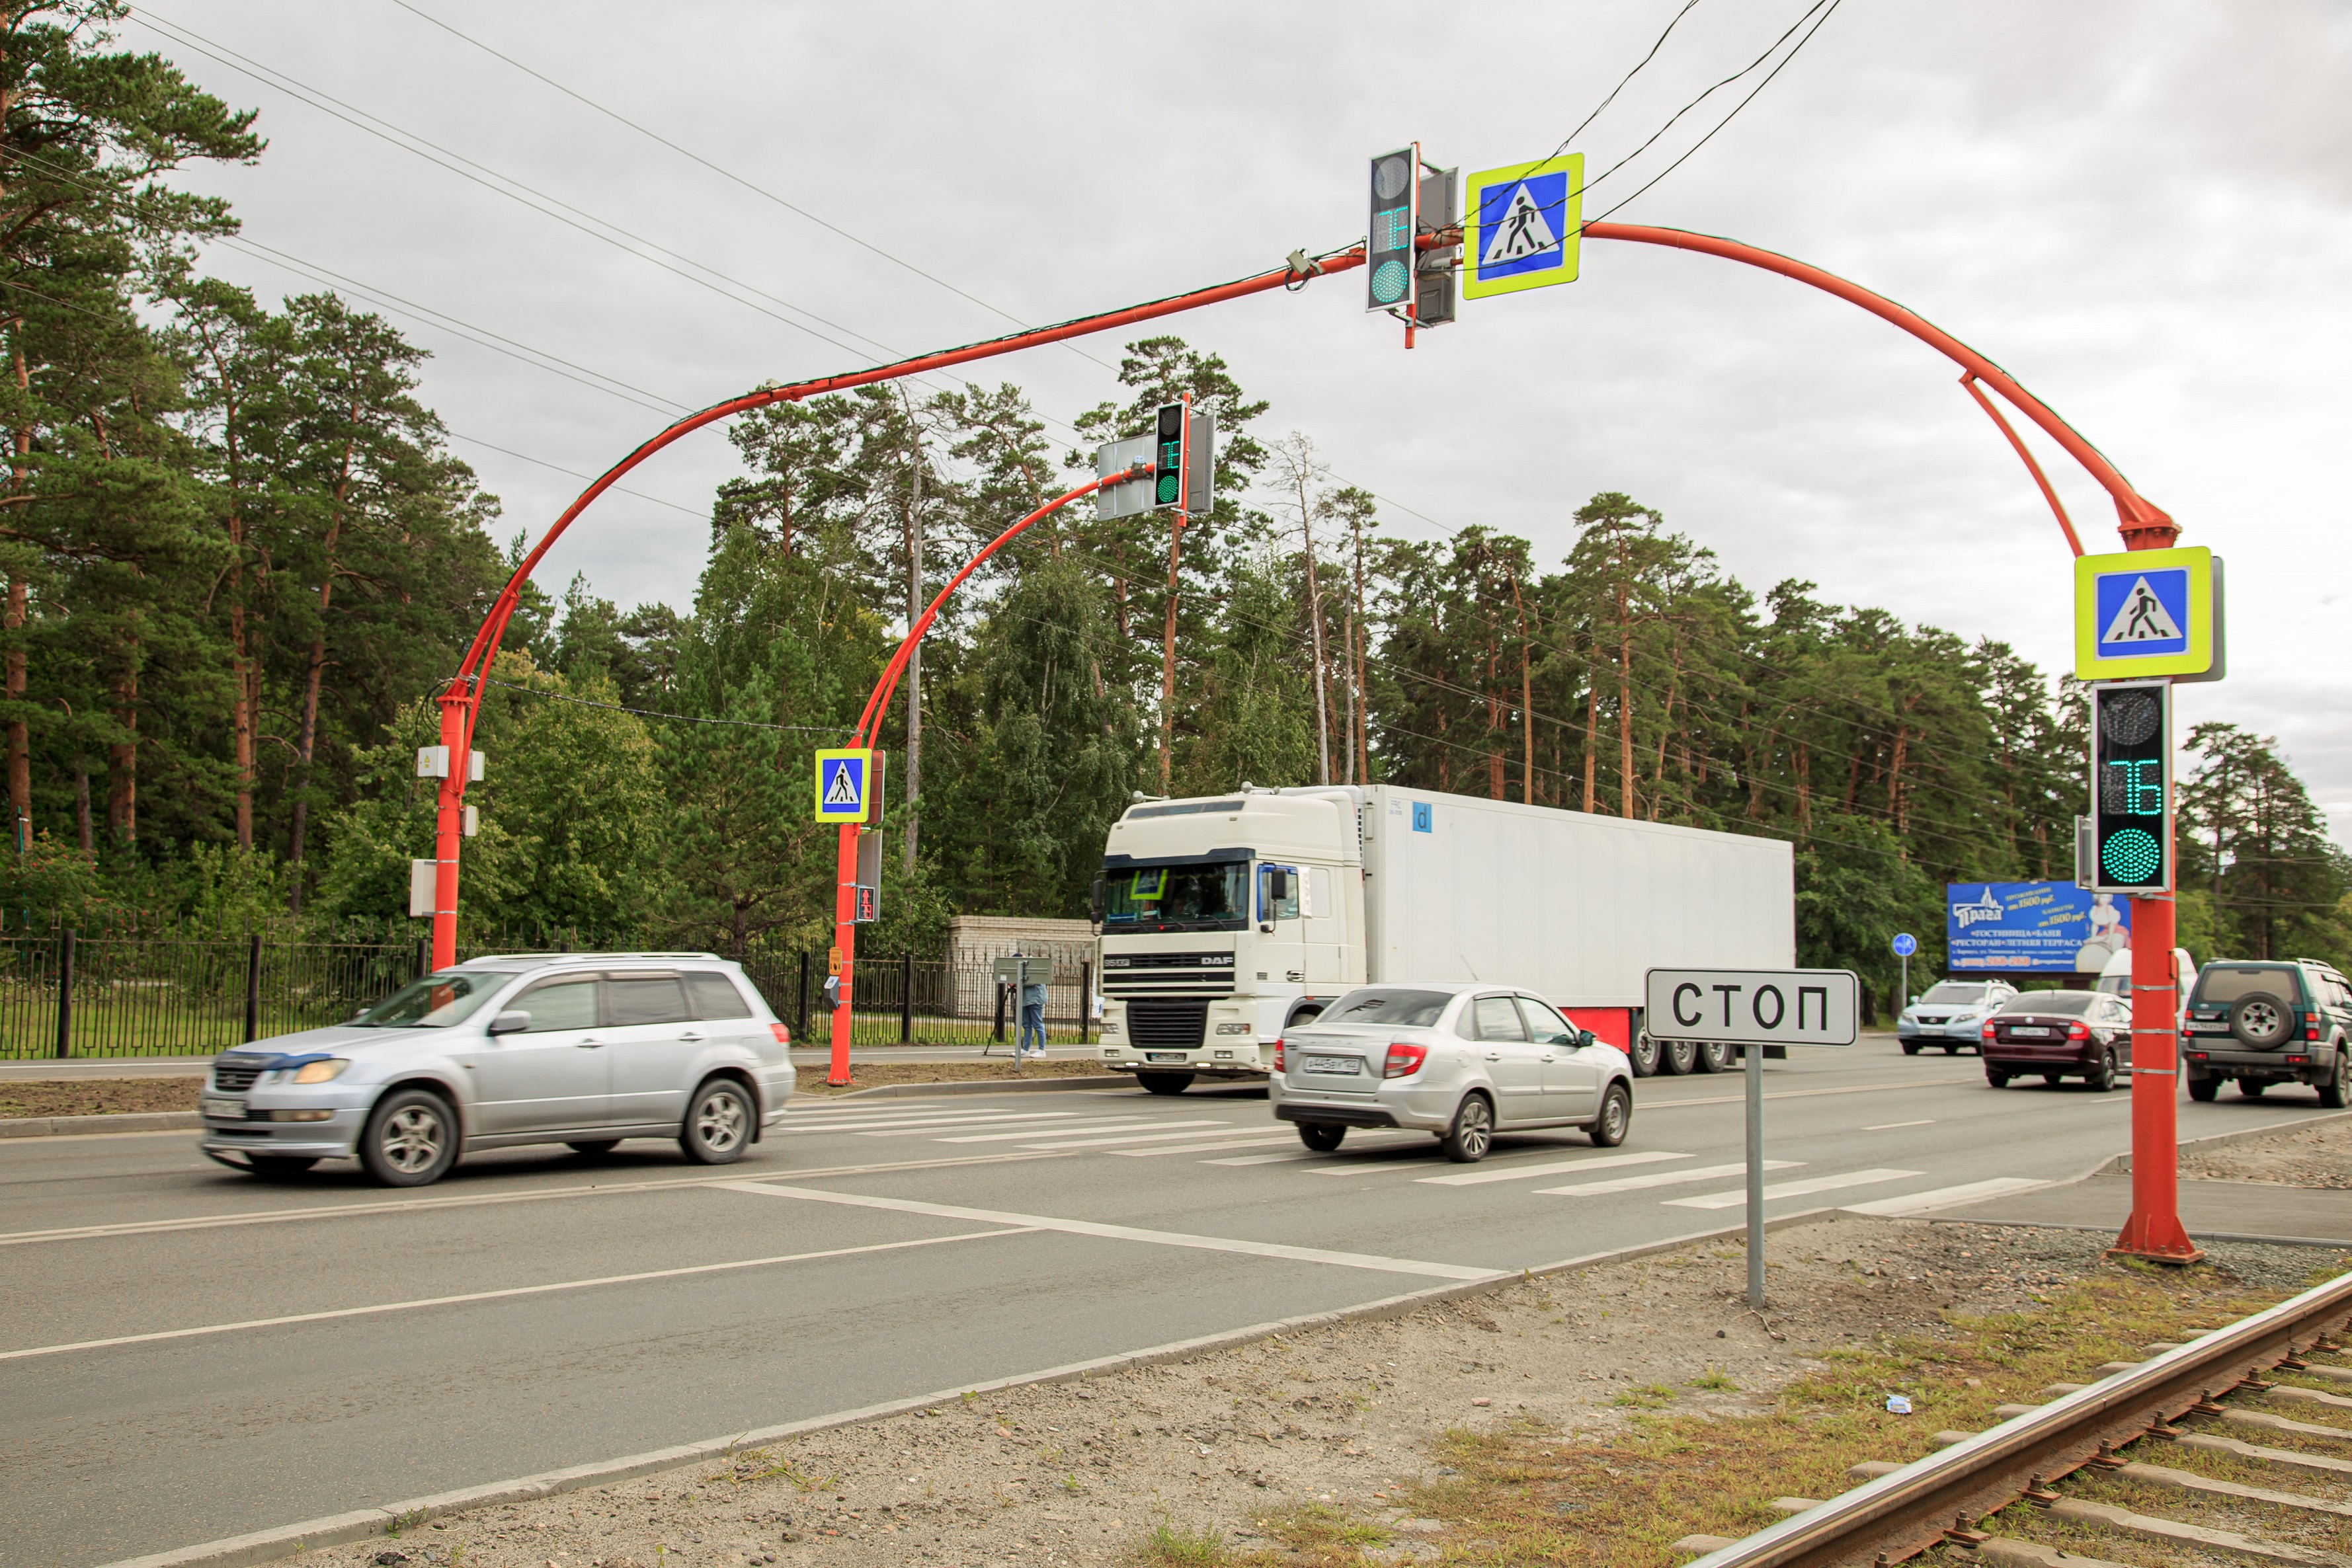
[1896,980,2019,1054]
[1269,982,1635,1163]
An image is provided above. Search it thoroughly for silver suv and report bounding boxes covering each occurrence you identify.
[198,953,794,1187]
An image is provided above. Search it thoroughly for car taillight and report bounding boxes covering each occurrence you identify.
[1271,1039,1284,1073]
[2067,1021,2090,1040]
[770,1023,791,1045]
[2307,1015,2322,1040]
[1981,1021,1998,1039]
[1384,1042,1428,1079]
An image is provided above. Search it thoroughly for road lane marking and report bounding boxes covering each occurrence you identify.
[782,1109,1081,1128]
[1013,1125,1251,1150]
[0,1150,1091,1248]
[1863,1120,1936,1131]
[854,1114,1161,1139]
[1537,1161,1801,1196]
[719,1182,1503,1281]
[1127,1132,1425,1159]
[939,1119,1224,1145]
[814,1112,1120,1136]
[1842,1177,2053,1216]
[0,1227,1033,1362]
[1639,1078,1974,1110]
[1664,1168,1924,1209]
[1415,1150,1690,1187]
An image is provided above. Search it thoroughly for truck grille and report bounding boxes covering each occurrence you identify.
[1102,951,1234,1000]
[212,1058,267,1091]
[1125,1001,1208,1052]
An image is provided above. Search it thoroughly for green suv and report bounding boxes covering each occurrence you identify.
[2181,959,2352,1105]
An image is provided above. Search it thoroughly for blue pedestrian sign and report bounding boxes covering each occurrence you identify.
[1890,933,1918,959]
[1463,155,1582,301]
[2073,546,2220,682]
[813,748,872,824]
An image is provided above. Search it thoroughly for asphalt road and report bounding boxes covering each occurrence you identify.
[5,1045,2339,1568]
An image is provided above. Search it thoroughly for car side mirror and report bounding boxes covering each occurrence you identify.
[486,1010,531,1036]
[1090,876,1106,921]
[1909,995,1920,1005]
[1577,1029,1596,1049]
[1269,867,1290,902]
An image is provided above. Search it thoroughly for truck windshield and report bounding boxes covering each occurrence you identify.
[1102,861,1250,932]
[1321,988,1454,1027]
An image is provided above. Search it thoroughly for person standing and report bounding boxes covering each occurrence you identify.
[1018,961,1049,1060]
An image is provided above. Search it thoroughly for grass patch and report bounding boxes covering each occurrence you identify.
[1386,1256,2347,1568]
[1133,1519,1231,1565]
[793,1059,1126,1095]
[0,1077,201,1118]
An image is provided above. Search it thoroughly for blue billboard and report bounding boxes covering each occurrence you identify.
[1946,881,2132,973]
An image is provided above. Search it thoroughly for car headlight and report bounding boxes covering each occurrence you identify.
[292,1058,351,1083]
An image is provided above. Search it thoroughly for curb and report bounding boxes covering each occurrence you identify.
[2093,1108,2352,1175]
[1922,1215,2352,1250]
[0,1110,202,1139]
[810,1073,1139,1101]
[96,1206,1853,1568]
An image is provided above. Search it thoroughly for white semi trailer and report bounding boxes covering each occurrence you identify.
[1091,784,1795,1092]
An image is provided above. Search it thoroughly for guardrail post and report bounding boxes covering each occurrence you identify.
[797,951,809,1039]
[54,928,75,1060]
[243,931,263,1044]
[900,950,913,1044]
[1080,960,1092,1044]
[413,938,427,982]
[993,981,1007,1044]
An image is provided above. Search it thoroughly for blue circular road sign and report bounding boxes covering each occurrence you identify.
[1891,933,1918,958]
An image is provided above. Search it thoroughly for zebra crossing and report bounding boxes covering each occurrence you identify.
[773,1099,2040,1214]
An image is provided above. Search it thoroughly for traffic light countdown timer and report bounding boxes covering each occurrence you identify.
[2089,680,2171,893]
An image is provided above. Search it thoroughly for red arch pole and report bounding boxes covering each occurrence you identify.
[1581,221,2197,1262]
[425,250,1366,970]
[821,467,1145,1083]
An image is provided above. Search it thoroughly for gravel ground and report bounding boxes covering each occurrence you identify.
[298,1218,2350,1568]
[2179,1113,2352,1189]
[0,1078,198,1118]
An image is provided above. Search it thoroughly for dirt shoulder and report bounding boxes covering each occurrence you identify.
[2178,1112,2352,1188]
[0,1078,200,1118]
[299,1218,2347,1568]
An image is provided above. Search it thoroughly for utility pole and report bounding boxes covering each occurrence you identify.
[1282,437,1333,786]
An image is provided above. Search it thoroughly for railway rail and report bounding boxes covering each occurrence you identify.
[1674,1269,2352,1568]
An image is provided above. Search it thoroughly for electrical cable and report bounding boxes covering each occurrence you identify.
[479,677,832,733]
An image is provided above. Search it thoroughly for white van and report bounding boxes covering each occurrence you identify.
[2093,947,2197,1029]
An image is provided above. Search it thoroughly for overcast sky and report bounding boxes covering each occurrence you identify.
[128,0,2351,847]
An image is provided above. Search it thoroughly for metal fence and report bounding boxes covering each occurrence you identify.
[0,930,1091,1059]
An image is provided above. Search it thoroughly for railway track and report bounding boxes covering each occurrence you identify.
[1674,1269,2352,1568]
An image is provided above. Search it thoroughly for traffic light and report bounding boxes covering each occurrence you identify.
[1153,402,1184,508]
[2089,680,2171,893]
[1148,402,1216,514]
[1367,146,1418,313]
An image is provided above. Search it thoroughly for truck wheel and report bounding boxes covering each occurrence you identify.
[2086,1047,2118,1092]
[1588,1083,1632,1147]
[1629,1035,1662,1078]
[1662,1038,1697,1076]
[1297,1123,1345,1152]
[2187,1072,2220,1102]
[2320,1052,2348,1111]
[360,1088,460,1187]
[1440,1094,1494,1163]
[1695,1040,1731,1074]
[1137,1072,1194,1095]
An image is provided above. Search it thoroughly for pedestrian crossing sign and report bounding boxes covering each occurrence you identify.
[2074,546,2220,682]
[814,748,872,822]
[1463,155,1582,301]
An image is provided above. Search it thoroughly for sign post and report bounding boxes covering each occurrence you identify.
[1890,932,1916,1011]
[1646,968,1859,1307]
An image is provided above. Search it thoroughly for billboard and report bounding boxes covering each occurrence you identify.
[1946,881,2132,973]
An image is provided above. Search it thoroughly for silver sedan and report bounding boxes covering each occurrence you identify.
[1269,982,1635,1162]
[197,953,795,1187]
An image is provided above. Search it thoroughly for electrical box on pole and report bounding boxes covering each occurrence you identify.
[2089,680,2171,894]
[1414,164,1459,328]
[1367,146,1419,316]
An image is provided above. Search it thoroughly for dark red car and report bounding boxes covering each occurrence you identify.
[1980,990,2132,1090]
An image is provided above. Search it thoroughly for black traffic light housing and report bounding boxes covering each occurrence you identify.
[2089,680,2171,893]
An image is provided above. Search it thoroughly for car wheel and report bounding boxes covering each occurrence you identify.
[1136,1072,1195,1095]
[1901,1041,1922,1056]
[567,1140,621,1157]
[1662,1038,1697,1076]
[1695,1040,1731,1074]
[245,1156,317,1179]
[1440,1094,1494,1163]
[681,1078,754,1165]
[2086,1047,2118,1092]
[2240,1078,2267,1098]
[1297,1123,1346,1153]
[1588,1082,1632,1147]
[360,1089,460,1187]
[2187,1072,2220,1102]
[2230,993,2294,1048]
[2320,1052,2348,1111]
[1986,1070,2011,1089]
[1629,1035,1661,1078]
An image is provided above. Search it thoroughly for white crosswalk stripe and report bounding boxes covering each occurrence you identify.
[1416,1150,1689,1188]
[784,1111,1092,1136]
[1013,1124,1246,1150]
[1664,1168,1922,1209]
[938,1118,1205,1145]
[858,1114,1153,1140]
[1134,1132,1426,1161]
[1535,1160,1800,1196]
[1842,1177,2051,1216]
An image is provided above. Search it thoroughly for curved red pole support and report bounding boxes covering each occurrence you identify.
[1959,373,2084,558]
[425,252,1365,970]
[1579,221,2177,553]
[821,468,1138,1085]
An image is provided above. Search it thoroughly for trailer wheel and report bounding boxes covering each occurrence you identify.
[1629,1035,1662,1078]
[1662,1038,1697,1076]
[1695,1040,1731,1074]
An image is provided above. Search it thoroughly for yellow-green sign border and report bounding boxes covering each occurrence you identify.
[1463,153,1584,301]
[2072,545,2214,680]
[813,748,873,823]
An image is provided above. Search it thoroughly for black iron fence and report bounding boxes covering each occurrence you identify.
[0,929,1092,1059]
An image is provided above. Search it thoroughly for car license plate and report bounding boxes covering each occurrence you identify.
[1145,1052,1188,1062]
[2009,1026,2050,1039]
[201,1097,244,1119]
[1302,1055,1360,1075]
[1917,1027,1943,1037]
[2187,1022,2228,1033]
